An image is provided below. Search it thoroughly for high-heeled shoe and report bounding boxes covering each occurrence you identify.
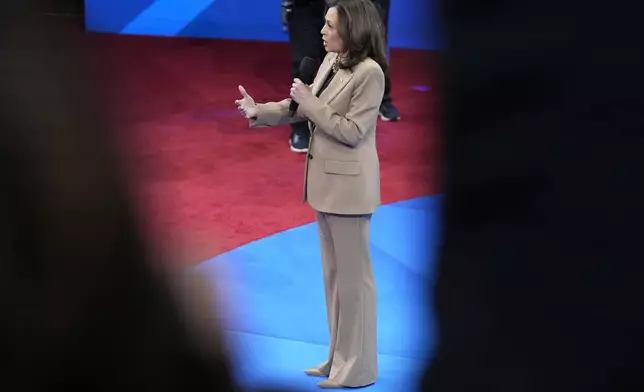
[304,367,329,377]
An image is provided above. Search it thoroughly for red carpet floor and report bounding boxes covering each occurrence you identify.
[89,34,440,265]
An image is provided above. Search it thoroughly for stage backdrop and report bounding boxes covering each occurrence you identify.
[85,0,440,50]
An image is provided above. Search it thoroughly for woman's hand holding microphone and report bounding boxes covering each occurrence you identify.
[289,78,314,105]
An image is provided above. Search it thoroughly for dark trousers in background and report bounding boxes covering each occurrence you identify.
[287,0,327,143]
[371,0,392,105]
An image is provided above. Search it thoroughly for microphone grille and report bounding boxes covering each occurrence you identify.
[299,57,319,84]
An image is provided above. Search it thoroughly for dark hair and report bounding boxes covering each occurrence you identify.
[325,0,388,73]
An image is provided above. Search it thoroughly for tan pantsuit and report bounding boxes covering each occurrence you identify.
[249,52,384,387]
[313,211,377,386]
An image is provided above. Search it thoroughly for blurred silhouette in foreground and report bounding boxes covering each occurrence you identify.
[426,0,644,390]
[0,4,289,391]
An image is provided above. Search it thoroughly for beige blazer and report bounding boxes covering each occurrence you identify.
[250,53,384,215]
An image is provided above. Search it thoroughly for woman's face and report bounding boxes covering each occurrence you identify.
[321,7,344,53]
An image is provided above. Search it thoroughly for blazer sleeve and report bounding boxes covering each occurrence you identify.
[298,64,385,147]
[249,99,306,128]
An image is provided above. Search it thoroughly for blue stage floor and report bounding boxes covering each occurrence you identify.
[194,196,441,391]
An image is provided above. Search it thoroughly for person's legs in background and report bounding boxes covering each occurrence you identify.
[372,0,400,121]
[286,0,326,153]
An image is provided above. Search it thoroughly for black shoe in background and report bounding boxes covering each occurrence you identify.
[289,129,309,153]
[379,100,401,121]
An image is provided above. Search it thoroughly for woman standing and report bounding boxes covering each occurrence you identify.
[235,0,386,388]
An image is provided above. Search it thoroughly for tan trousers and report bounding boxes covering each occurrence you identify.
[312,211,378,387]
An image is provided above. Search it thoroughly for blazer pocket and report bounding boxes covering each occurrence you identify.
[324,160,361,176]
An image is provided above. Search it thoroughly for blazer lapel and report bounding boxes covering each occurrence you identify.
[311,53,354,103]
[311,55,334,96]
[320,68,354,104]
[308,53,353,133]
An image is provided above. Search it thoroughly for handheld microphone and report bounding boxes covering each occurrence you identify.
[289,56,318,116]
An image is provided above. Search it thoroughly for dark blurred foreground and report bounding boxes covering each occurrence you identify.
[0,4,244,391]
[427,0,644,390]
